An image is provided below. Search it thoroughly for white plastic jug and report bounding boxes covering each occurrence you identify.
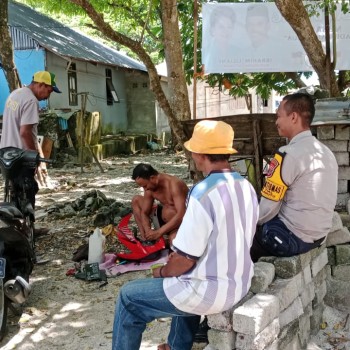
[88,228,106,264]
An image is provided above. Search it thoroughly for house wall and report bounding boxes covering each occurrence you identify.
[187,80,276,118]
[46,52,129,135]
[124,70,157,135]
[0,49,46,114]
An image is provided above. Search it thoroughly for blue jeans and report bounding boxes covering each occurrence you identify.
[112,278,201,350]
[250,216,324,262]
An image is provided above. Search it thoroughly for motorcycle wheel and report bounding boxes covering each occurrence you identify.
[24,217,36,263]
[0,279,8,341]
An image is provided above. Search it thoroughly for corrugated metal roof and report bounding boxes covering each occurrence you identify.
[8,1,146,72]
[313,98,350,125]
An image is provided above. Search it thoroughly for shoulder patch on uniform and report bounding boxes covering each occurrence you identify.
[261,152,288,201]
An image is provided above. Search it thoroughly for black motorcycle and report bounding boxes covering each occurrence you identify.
[0,146,50,340]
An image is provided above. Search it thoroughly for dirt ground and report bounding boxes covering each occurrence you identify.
[0,150,349,350]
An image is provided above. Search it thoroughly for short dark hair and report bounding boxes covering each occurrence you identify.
[210,7,236,31]
[282,93,315,126]
[205,154,231,162]
[132,163,159,180]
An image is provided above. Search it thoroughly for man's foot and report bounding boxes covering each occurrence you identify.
[157,344,170,350]
[193,316,210,343]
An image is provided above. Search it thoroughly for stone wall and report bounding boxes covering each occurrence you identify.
[316,124,350,209]
[204,211,350,350]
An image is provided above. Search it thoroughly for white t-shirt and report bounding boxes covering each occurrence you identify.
[164,170,259,315]
[0,87,39,149]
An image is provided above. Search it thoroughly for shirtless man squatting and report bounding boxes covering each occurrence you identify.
[131,163,189,246]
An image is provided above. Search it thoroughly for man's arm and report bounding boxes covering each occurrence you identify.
[144,181,188,240]
[20,124,36,150]
[153,251,196,278]
[259,152,297,225]
[258,197,282,225]
[139,190,156,233]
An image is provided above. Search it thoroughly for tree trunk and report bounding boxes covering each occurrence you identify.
[275,0,340,97]
[160,0,191,124]
[0,0,21,92]
[69,0,189,147]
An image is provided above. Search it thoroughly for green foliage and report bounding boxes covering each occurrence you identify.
[14,0,349,100]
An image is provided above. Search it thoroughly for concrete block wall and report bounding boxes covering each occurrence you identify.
[204,211,350,350]
[317,124,350,209]
[324,211,350,314]
[204,245,328,350]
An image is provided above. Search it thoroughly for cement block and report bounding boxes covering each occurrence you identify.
[311,249,328,277]
[335,125,350,140]
[203,345,217,350]
[335,244,350,265]
[273,254,307,279]
[326,227,350,247]
[339,211,350,228]
[322,140,348,152]
[207,309,232,332]
[332,264,350,281]
[268,277,300,311]
[274,257,300,280]
[335,152,350,166]
[265,320,300,350]
[313,267,328,289]
[279,297,304,328]
[298,312,311,349]
[327,247,336,265]
[330,211,345,232]
[310,244,326,260]
[250,262,275,294]
[339,166,350,180]
[313,280,327,306]
[302,266,313,286]
[258,256,277,264]
[337,193,350,208]
[310,301,325,335]
[300,282,316,309]
[338,180,349,194]
[235,318,279,350]
[317,125,334,140]
[325,278,350,313]
[207,329,236,350]
[232,294,279,335]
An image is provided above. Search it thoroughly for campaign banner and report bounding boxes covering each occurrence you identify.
[202,2,350,73]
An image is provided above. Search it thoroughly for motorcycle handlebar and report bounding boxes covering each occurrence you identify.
[38,157,55,164]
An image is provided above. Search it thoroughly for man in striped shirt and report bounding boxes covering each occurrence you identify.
[112,120,259,350]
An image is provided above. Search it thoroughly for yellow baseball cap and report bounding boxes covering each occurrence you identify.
[184,120,237,154]
[33,71,61,93]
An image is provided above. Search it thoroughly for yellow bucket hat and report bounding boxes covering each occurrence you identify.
[184,120,237,154]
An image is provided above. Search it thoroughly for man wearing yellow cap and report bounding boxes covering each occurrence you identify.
[0,71,61,205]
[112,120,259,350]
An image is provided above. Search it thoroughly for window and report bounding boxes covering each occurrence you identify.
[68,63,78,106]
[106,68,119,105]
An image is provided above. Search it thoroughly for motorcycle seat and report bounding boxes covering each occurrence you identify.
[0,202,23,219]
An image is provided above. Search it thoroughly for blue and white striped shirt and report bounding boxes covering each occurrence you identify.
[164,170,259,315]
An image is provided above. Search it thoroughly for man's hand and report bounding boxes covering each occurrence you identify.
[144,228,163,241]
[36,163,49,187]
